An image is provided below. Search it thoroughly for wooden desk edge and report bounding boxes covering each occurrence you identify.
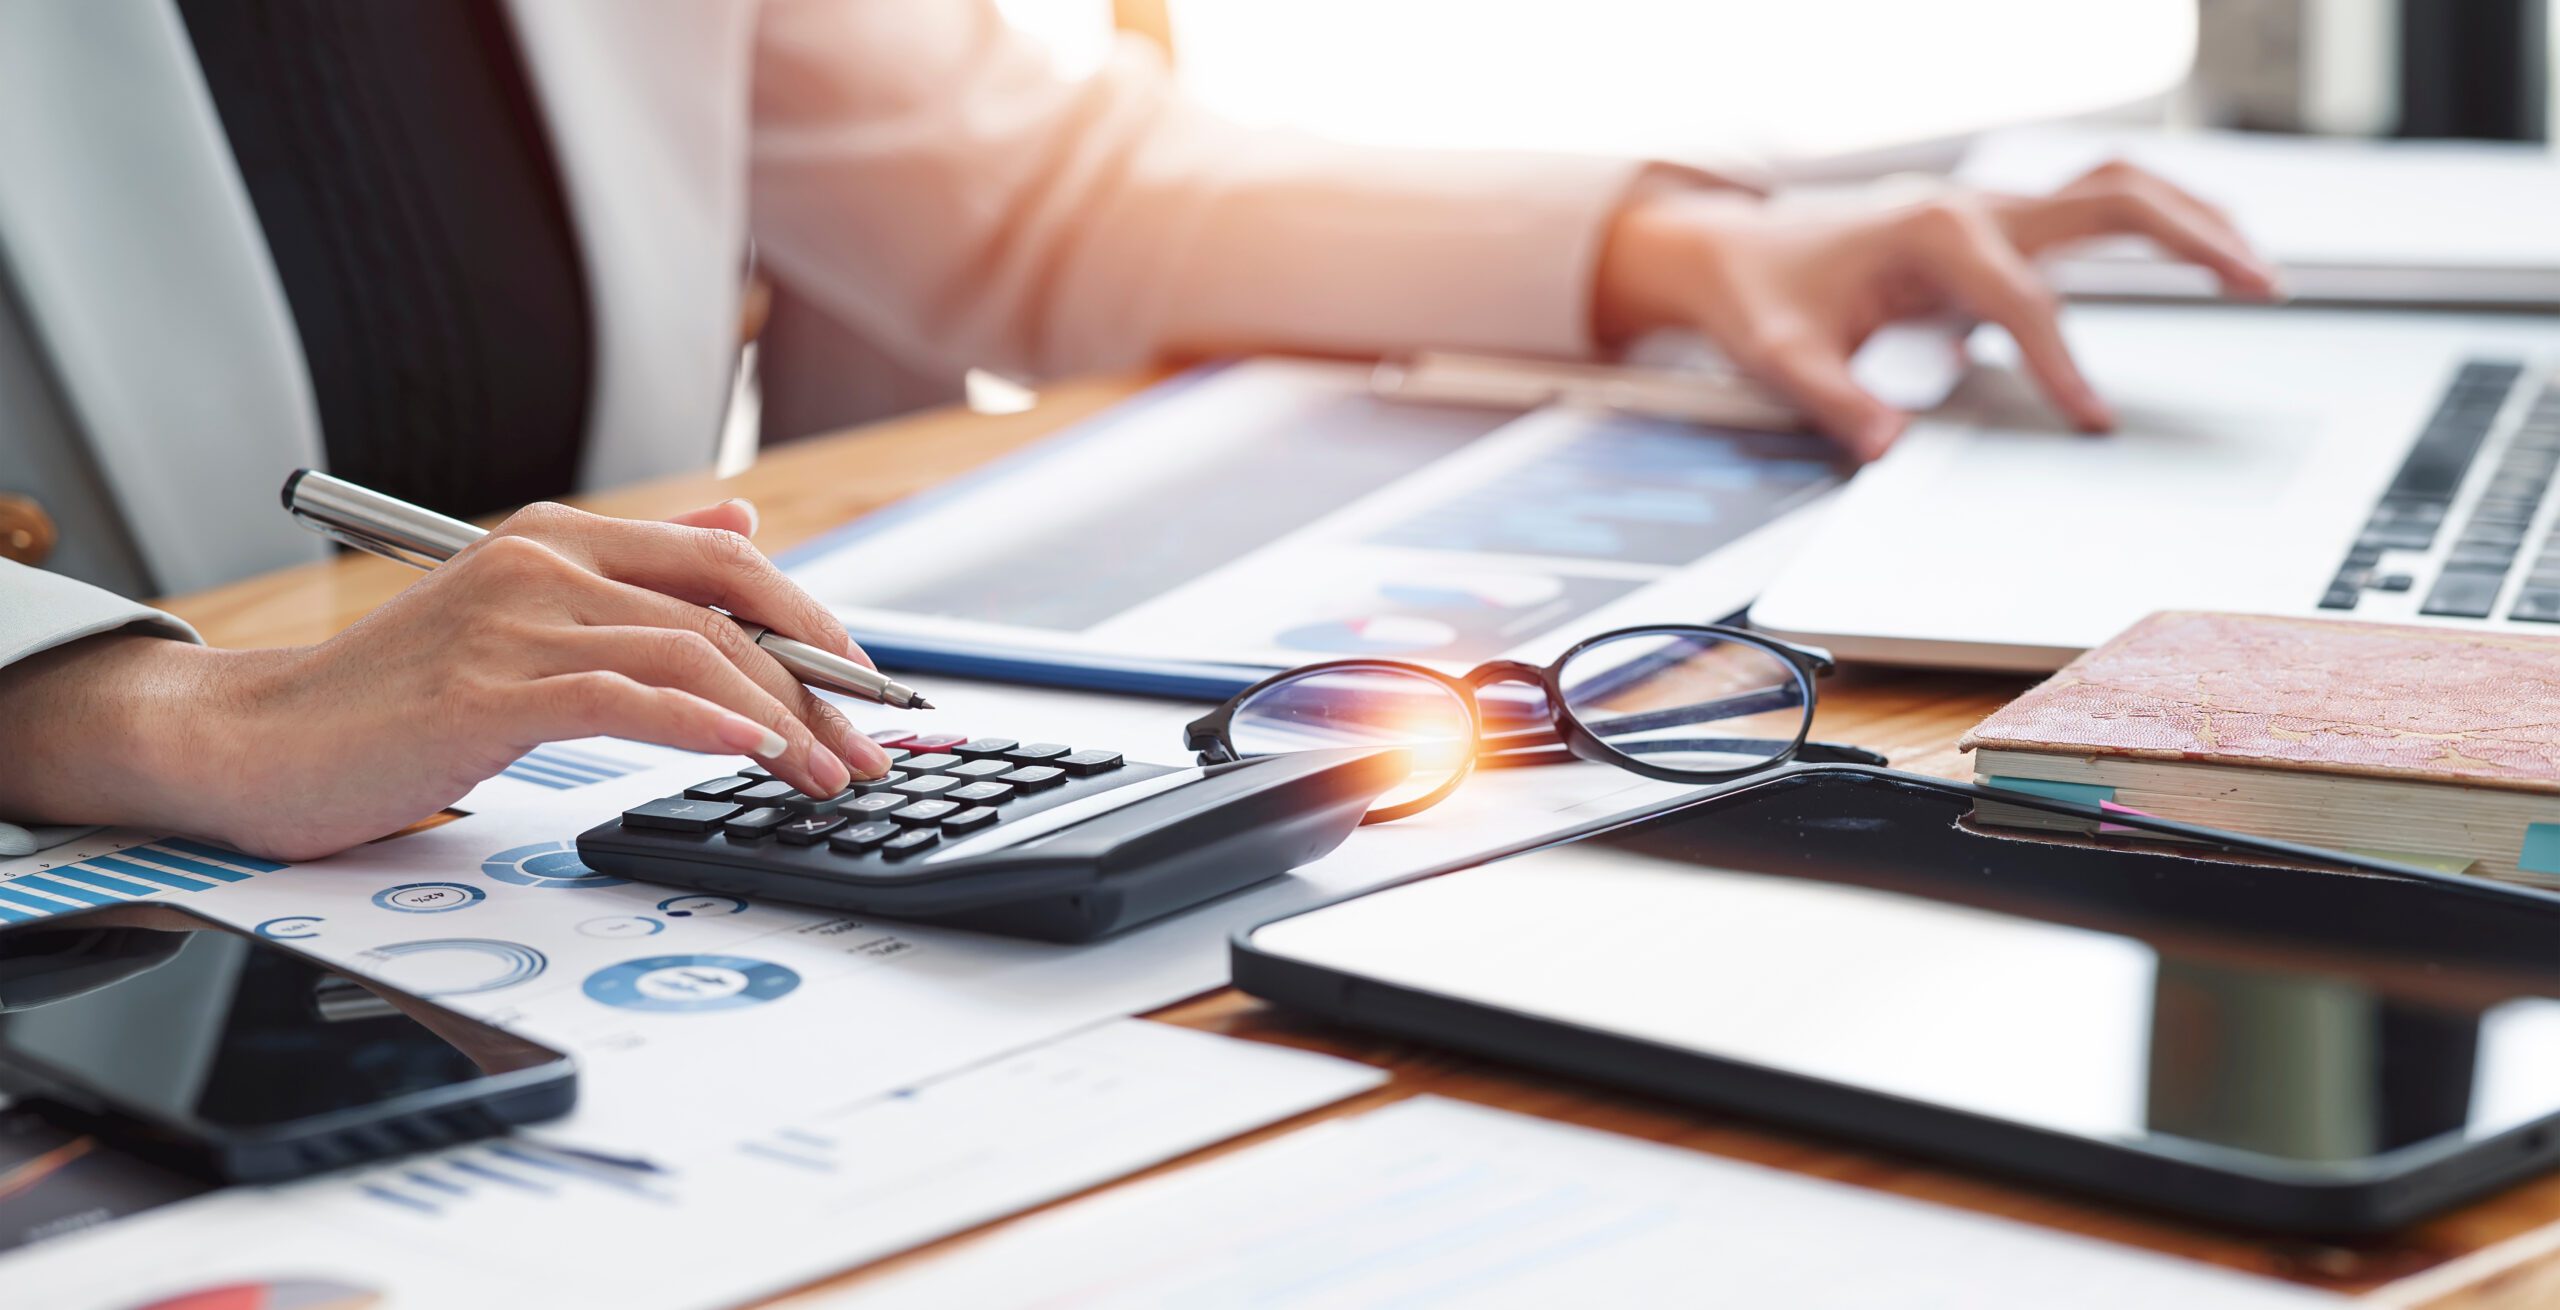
[152,375,2560,1309]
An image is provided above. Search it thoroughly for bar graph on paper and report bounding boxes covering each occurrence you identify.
[0,837,288,923]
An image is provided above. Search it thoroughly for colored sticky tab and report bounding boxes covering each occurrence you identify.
[2343,847,2479,876]
[1982,776,2116,807]
[2521,824,2560,877]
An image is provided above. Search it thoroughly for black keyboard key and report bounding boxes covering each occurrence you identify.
[734,780,796,805]
[829,819,902,852]
[2374,573,2415,592]
[2319,583,2361,611]
[2359,522,2439,552]
[1056,749,1124,776]
[952,738,1019,758]
[683,776,755,800]
[2422,571,2505,619]
[1000,765,1066,791]
[901,753,964,774]
[852,771,912,794]
[841,793,907,820]
[2515,589,2560,622]
[625,797,741,832]
[946,780,1015,805]
[2448,544,2521,570]
[721,806,789,840]
[893,774,961,798]
[891,799,960,826]
[1003,742,1072,764]
[880,828,941,859]
[947,758,1012,779]
[777,813,847,845]
[784,788,851,814]
[941,806,999,834]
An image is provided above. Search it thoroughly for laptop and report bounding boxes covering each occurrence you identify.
[1751,305,2560,670]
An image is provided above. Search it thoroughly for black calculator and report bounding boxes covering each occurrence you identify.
[574,732,1408,941]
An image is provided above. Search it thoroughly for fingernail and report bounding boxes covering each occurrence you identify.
[715,714,789,758]
[833,722,892,779]
[725,498,760,537]
[811,745,852,795]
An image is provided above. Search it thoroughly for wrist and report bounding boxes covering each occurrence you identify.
[0,633,284,843]
[1592,182,1728,348]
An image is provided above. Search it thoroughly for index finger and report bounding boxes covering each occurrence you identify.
[1911,205,2113,431]
[500,504,866,664]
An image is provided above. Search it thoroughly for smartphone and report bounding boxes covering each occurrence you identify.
[0,903,574,1183]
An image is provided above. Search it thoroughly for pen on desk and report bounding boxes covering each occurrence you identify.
[280,469,934,710]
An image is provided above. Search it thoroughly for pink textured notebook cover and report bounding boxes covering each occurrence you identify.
[1959,611,2560,794]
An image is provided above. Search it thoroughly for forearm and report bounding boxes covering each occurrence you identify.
[0,632,266,840]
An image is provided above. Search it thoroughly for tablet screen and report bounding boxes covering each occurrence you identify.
[1250,773,2560,1167]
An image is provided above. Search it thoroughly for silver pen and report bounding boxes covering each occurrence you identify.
[282,469,933,710]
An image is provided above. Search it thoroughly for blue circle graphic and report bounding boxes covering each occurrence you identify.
[373,882,486,913]
[255,916,325,940]
[583,954,801,1013]
[655,894,749,918]
[368,939,549,996]
[482,841,628,890]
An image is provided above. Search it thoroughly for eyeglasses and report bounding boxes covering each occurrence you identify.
[1183,624,1884,823]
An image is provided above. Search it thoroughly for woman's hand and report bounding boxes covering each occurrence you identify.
[0,498,894,861]
[1592,161,2283,459]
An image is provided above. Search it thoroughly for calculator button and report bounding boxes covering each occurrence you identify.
[951,738,1019,759]
[891,799,960,826]
[842,793,907,819]
[783,788,850,814]
[828,820,900,852]
[852,771,911,794]
[946,780,1014,805]
[1003,742,1071,764]
[880,747,912,765]
[900,753,964,774]
[880,828,941,858]
[734,780,796,805]
[999,765,1065,791]
[1056,749,1124,777]
[947,758,1011,779]
[777,813,847,845]
[739,765,774,780]
[721,806,790,840]
[683,776,755,800]
[625,797,742,832]
[906,733,969,752]
[941,806,999,834]
[867,730,918,749]
[893,774,961,797]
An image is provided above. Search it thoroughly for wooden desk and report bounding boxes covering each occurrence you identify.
[157,380,2555,1309]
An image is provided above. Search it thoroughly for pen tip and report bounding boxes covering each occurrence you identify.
[908,696,934,710]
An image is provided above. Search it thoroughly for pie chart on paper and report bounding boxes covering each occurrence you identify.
[125,1280,382,1310]
[1274,615,1460,656]
[1376,573,1564,611]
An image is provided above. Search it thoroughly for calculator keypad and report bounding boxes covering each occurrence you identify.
[611,731,1172,888]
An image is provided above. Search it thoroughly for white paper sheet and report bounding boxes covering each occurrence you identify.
[824,1096,2348,1310]
[0,678,1692,1153]
[1959,126,2560,305]
[0,1020,1384,1310]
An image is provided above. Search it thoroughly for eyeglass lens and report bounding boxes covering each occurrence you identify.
[1554,630,1809,775]
[1225,666,1476,814]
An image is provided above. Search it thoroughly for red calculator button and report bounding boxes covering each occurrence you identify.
[905,733,969,751]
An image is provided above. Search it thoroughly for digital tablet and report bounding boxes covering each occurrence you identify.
[1234,766,2560,1233]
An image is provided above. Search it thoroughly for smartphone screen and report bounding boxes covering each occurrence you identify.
[0,904,569,1156]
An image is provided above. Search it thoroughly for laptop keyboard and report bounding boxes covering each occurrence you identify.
[2322,360,2560,622]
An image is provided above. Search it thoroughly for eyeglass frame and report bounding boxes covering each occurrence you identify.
[1183,622,1886,823]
